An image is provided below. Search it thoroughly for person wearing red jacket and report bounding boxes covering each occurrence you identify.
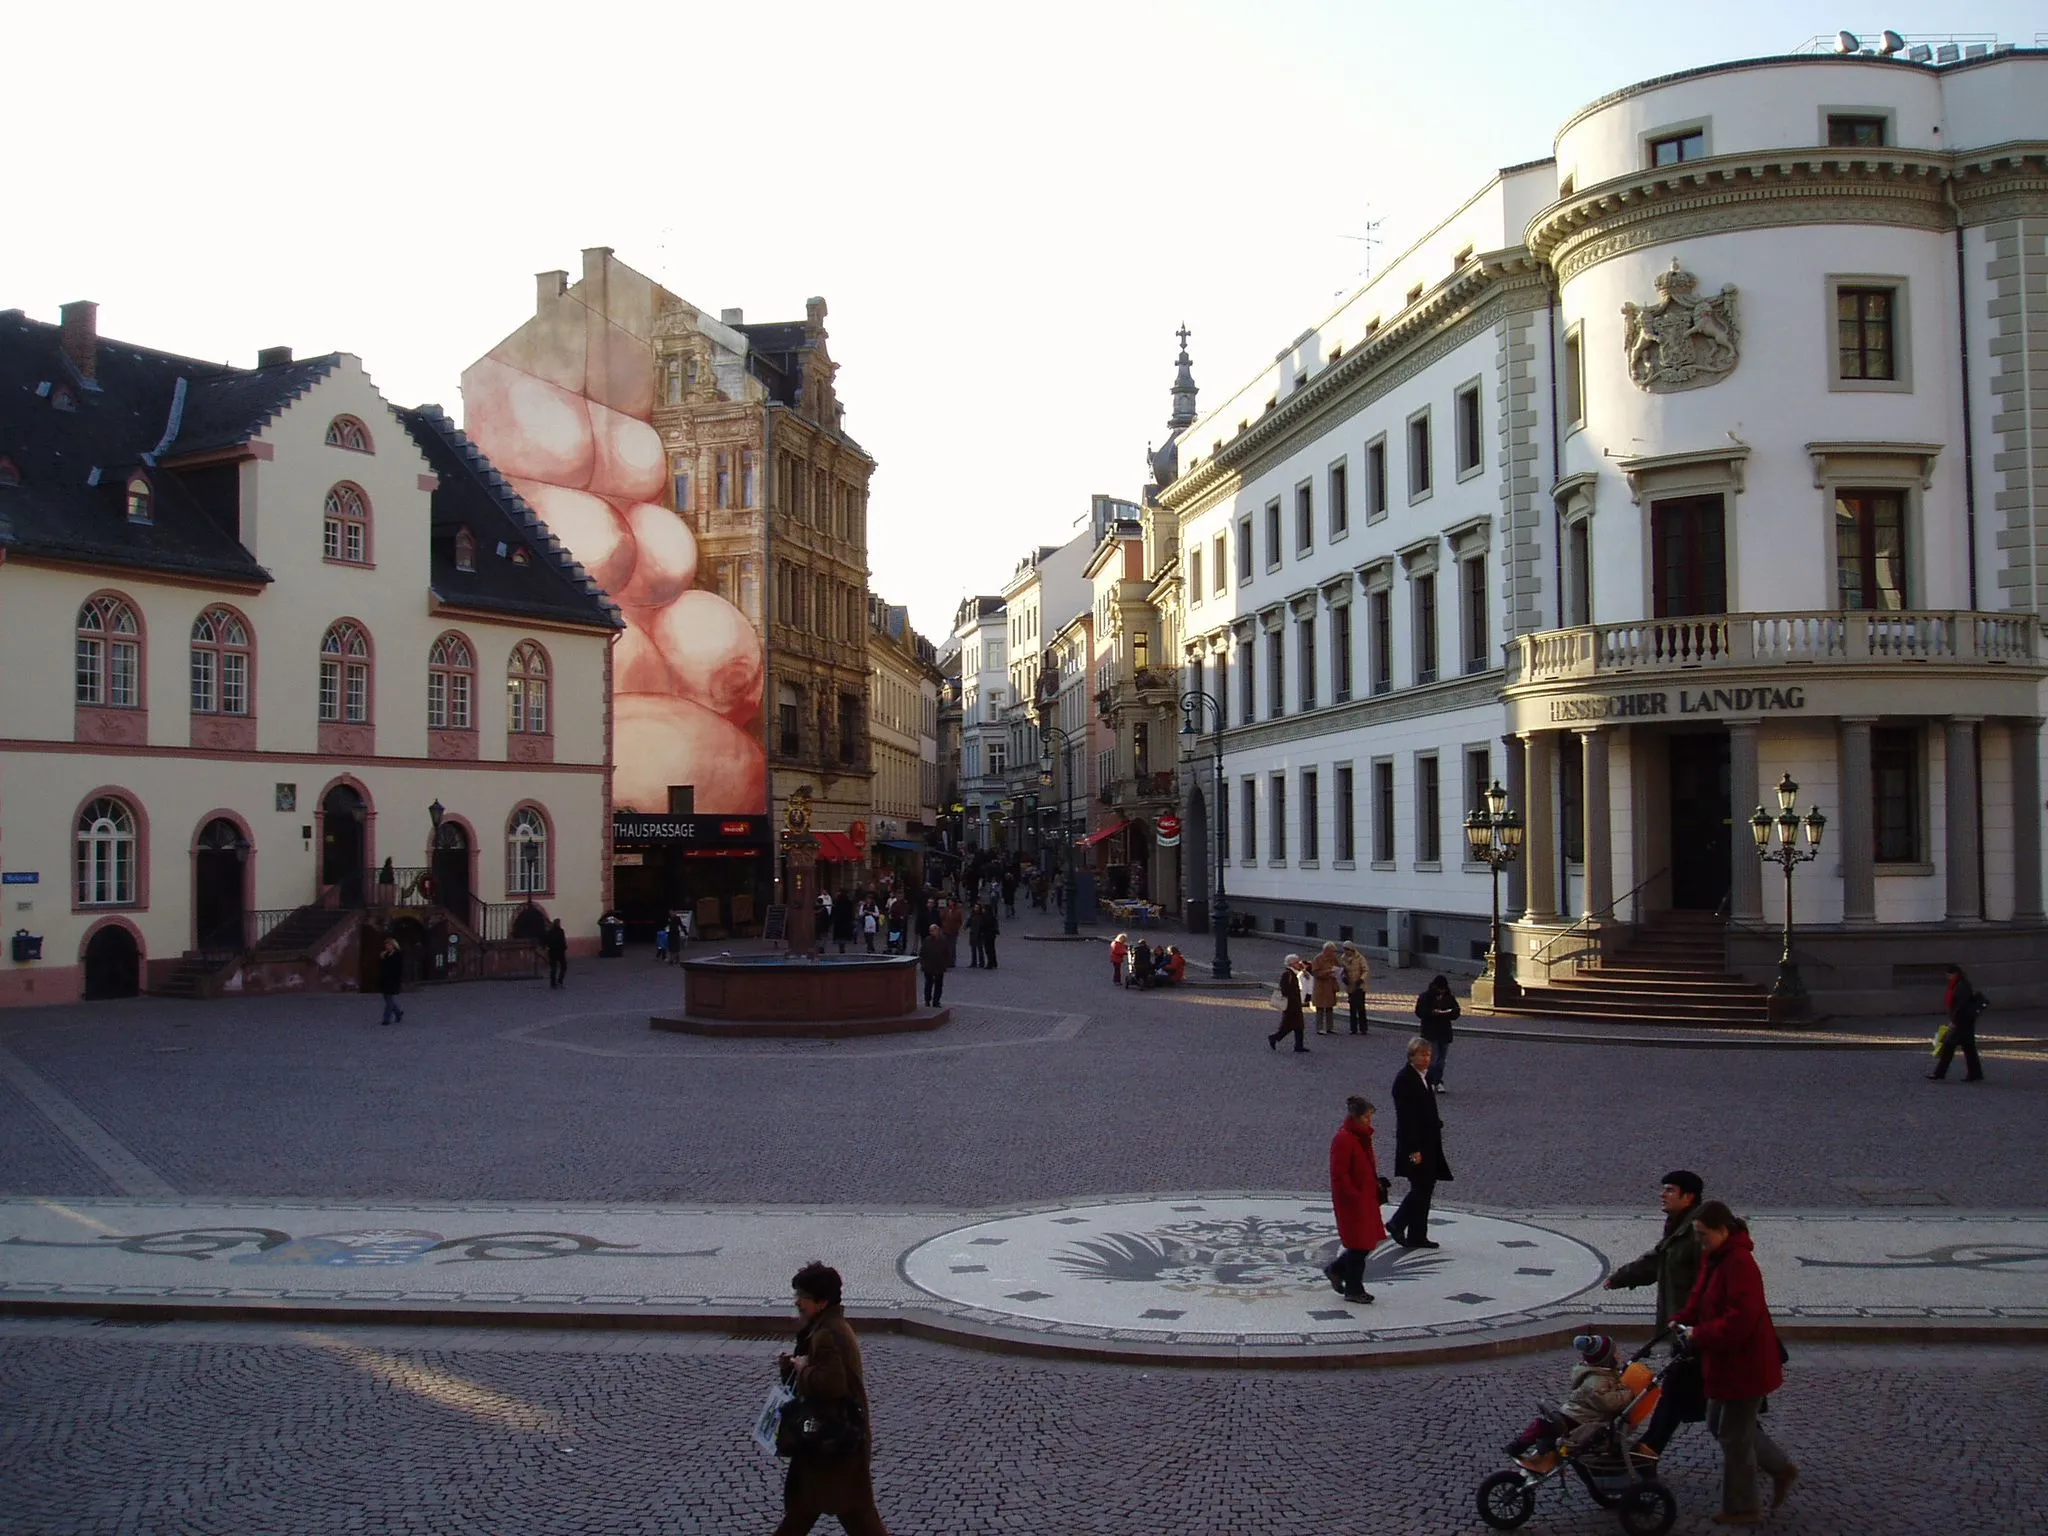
[1672,1201,1800,1526]
[1322,1096,1389,1304]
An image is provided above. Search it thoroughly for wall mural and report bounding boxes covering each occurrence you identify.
[463,261,767,813]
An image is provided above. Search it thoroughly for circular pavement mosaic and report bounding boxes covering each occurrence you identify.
[900,1197,1606,1346]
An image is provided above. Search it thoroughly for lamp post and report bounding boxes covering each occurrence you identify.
[1035,709,1081,936]
[1178,688,1231,980]
[1463,780,1525,1006]
[1751,772,1827,1023]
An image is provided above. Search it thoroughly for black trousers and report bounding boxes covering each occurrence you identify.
[1931,1019,1983,1079]
[1389,1171,1437,1243]
[1638,1354,1705,1455]
[1347,989,1367,1032]
[968,937,985,967]
[547,955,567,987]
[983,935,997,969]
[1330,1246,1370,1292]
[922,971,944,1007]
[1269,1014,1306,1050]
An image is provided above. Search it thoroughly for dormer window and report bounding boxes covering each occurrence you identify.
[454,527,476,572]
[125,475,152,522]
[510,545,532,566]
[52,386,76,412]
[325,416,373,452]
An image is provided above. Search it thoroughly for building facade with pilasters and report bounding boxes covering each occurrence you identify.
[1163,44,2048,1012]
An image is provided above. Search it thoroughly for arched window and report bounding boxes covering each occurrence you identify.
[507,807,549,895]
[453,527,476,572]
[76,596,141,707]
[322,484,370,564]
[507,642,549,734]
[76,797,138,906]
[190,608,252,716]
[427,632,474,729]
[325,415,374,453]
[125,474,152,522]
[319,622,370,723]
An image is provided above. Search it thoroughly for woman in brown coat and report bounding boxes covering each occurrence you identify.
[1310,942,1342,1035]
[775,1260,890,1536]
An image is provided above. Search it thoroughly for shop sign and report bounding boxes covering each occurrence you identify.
[612,852,645,867]
[613,813,770,845]
[1155,813,1182,847]
[1547,686,1807,723]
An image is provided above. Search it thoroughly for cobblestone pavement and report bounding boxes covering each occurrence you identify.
[1,906,2043,1211]
[1,1318,2040,1535]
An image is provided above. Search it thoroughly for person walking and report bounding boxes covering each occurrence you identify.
[376,937,405,1026]
[966,903,988,969]
[1001,871,1018,918]
[1388,1038,1451,1247]
[1414,975,1460,1091]
[1310,942,1341,1035]
[831,894,856,956]
[1324,1094,1388,1303]
[1605,1170,1707,1468]
[666,911,685,963]
[1928,962,1988,1082]
[861,904,878,954]
[1338,942,1371,1034]
[544,919,569,989]
[1672,1201,1799,1525]
[918,925,948,1008]
[1109,933,1129,987]
[774,1260,891,1536]
[940,899,964,968]
[1268,955,1311,1053]
[978,901,1000,971]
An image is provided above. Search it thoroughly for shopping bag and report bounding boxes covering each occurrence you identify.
[1930,1023,1952,1058]
[750,1380,794,1457]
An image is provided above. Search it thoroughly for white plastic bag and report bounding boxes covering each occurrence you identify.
[751,1379,794,1458]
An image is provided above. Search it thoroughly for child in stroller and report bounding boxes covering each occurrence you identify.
[1505,1334,1635,1469]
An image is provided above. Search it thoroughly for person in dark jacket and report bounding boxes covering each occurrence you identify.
[1388,1038,1451,1247]
[376,938,405,1025]
[1414,975,1460,1090]
[1323,1095,1387,1303]
[774,1260,891,1536]
[977,902,1000,970]
[544,919,569,989]
[1672,1202,1798,1525]
[1606,1170,1707,1465]
[966,903,988,968]
[917,925,948,1008]
[1267,956,1310,1052]
[831,893,856,955]
[1928,962,1987,1081]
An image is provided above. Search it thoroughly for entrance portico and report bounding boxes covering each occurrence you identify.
[1498,610,2048,1014]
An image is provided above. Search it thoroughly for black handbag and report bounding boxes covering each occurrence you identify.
[775,1394,867,1458]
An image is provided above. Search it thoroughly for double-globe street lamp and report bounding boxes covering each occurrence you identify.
[1752,772,1827,1023]
[1035,707,1081,937]
[1178,689,1232,980]
[1463,780,1524,1004]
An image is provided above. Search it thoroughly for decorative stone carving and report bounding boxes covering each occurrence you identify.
[1623,262,1740,393]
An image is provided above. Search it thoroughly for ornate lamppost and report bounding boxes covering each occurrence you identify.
[1035,709,1081,936]
[1751,772,1827,1023]
[1464,780,1524,1006]
[1178,689,1231,980]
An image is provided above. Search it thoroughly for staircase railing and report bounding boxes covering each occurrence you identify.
[1527,867,1671,974]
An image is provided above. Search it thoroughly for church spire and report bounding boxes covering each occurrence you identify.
[1168,323,1198,431]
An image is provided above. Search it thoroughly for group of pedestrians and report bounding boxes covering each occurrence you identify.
[1105,933,1186,988]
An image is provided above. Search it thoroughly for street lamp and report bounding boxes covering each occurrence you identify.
[1035,712,1081,936]
[1751,772,1827,1023]
[1463,780,1524,1005]
[1179,688,1231,980]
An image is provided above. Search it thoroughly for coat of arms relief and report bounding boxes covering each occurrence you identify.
[1622,260,1740,392]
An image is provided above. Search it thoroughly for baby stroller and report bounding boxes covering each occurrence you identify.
[1474,1328,1684,1535]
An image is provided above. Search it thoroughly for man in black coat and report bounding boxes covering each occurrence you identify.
[376,937,406,1026]
[544,919,569,988]
[1389,1037,1451,1247]
[918,924,949,1008]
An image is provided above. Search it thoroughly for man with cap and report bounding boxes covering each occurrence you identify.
[1605,1169,1707,1466]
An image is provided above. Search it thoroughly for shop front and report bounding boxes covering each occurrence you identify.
[611,813,771,940]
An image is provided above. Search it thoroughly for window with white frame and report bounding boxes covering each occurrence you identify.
[427,633,474,729]
[1241,777,1258,861]
[319,622,371,723]
[1300,768,1319,863]
[1415,752,1441,864]
[1407,411,1432,501]
[508,641,550,734]
[1365,436,1388,520]
[1329,459,1349,538]
[1372,759,1395,864]
[1269,772,1287,861]
[76,595,141,707]
[76,796,139,906]
[508,806,549,894]
[1332,602,1353,703]
[1455,381,1484,478]
[322,484,371,564]
[1295,481,1314,555]
[1335,764,1355,864]
[190,607,251,716]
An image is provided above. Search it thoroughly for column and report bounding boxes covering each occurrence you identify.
[1520,731,1560,923]
[1947,717,1983,922]
[1578,727,1613,920]
[1502,733,1527,919]
[1727,721,1763,923]
[1838,717,1877,925]
[2012,717,2044,921]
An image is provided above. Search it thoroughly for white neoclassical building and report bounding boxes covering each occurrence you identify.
[1162,41,2048,1016]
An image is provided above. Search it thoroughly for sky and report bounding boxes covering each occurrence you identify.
[7,1,2039,641]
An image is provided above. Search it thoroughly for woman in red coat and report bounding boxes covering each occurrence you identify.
[1323,1095,1388,1303]
[1672,1201,1799,1526]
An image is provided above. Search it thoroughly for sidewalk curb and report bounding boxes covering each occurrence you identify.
[5,1294,2041,1369]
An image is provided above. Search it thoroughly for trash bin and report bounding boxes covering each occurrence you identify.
[598,915,626,958]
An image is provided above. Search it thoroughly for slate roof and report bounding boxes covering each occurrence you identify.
[0,310,313,583]
[399,405,621,633]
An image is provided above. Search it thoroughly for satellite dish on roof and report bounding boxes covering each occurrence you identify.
[1835,30,1860,53]
[1880,30,1906,54]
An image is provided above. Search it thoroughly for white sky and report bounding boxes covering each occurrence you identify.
[7,1,2037,640]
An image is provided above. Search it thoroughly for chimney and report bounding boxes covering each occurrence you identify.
[581,246,612,286]
[720,308,745,326]
[536,269,568,312]
[256,345,294,368]
[59,300,98,382]
[805,296,827,328]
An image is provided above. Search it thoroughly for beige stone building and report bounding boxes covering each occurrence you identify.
[866,595,941,880]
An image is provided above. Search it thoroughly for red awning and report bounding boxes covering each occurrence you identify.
[1077,820,1131,848]
[814,830,863,861]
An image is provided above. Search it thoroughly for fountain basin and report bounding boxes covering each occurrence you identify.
[650,953,950,1038]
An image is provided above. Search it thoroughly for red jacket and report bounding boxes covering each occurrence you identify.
[1329,1121,1388,1252]
[1672,1229,1784,1401]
